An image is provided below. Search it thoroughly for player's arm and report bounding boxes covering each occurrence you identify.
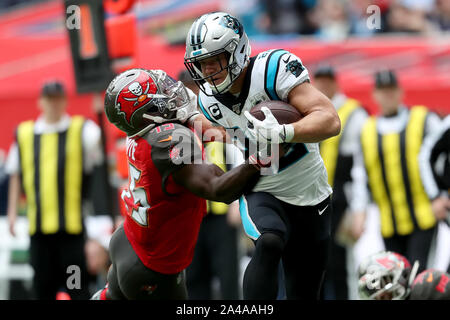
[172,161,260,204]
[245,52,340,144]
[287,82,341,143]
[7,173,20,237]
[5,142,21,237]
[150,123,262,203]
[188,112,233,143]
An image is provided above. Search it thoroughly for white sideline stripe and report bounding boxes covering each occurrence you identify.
[0,47,67,80]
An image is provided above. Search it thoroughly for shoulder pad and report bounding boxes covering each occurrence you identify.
[144,123,191,147]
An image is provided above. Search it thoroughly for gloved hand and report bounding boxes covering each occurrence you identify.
[176,86,200,124]
[244,107,294,144]
[247,140,286,176]
[248,141,273,169]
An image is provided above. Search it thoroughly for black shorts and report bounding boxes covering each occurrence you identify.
[106,226,187,300]
[239,192,332,244]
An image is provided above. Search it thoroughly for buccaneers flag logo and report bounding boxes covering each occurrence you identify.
[115,71,159,124]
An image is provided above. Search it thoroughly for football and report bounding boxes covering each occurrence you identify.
[249,100,302,124]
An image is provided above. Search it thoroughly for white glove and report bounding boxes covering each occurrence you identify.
[173,85,199,124]
[244,107,294,144]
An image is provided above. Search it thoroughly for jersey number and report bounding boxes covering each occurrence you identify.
[121,164,151,227]
[154,123,175,133]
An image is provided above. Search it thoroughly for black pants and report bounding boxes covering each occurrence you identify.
[186,213,239,300]
[29,232,90,300]
[323,197,349,300]
[106,225,187,300]
[383,226,437,273]
[240,192,331,300]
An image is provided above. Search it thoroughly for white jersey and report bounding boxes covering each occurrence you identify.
[198,49,332,206]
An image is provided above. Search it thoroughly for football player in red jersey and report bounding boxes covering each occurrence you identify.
[92,69,266,300]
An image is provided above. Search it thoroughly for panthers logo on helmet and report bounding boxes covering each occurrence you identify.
[115,71,158,123]
[220,15,242,35]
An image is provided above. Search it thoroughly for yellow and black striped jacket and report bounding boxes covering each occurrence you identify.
[320,98,362,188]
[17,116,86,236]
[360,106,436,238]
[204,142,229,215]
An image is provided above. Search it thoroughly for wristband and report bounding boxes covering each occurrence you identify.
[282,124,295,143]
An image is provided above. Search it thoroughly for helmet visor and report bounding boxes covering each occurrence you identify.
[164,81,190,111]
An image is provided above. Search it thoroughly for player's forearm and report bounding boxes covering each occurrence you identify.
[7,174,20,219]
[210,163,260,204]
[287,82,341,143]
[188,114,228,143]
[290,110,341,143]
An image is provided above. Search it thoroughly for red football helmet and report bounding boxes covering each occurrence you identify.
[104,68,190,137]
[358,251,419,300]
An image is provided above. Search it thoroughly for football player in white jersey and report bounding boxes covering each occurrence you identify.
[184,12,341,299]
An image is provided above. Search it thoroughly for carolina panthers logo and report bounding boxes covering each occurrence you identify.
[285,60,305,78]
[115,71,158,124]
[220,15,242,35]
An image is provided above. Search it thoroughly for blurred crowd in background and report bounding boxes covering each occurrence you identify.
[240,0,450,38]
[2,0,450,39]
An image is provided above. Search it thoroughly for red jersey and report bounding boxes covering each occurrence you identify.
[121,122,206,274]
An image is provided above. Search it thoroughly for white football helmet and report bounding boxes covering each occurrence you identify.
[184,12,251,95]
[358,251,419,300]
